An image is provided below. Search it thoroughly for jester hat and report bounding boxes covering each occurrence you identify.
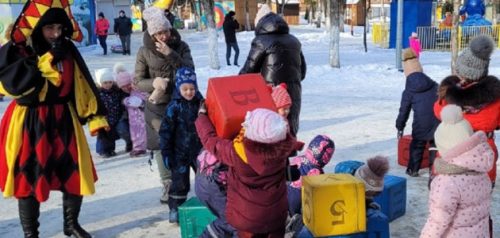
[10,0,83,45]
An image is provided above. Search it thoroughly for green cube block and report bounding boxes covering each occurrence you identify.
[179,197,217,238]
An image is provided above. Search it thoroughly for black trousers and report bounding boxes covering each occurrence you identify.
[98,35,107,54]
[119,34,131,54]
[225,42,239,65]
[168,161,197,210]
[408,139,435,172]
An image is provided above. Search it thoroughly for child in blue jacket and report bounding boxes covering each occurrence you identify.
[159,67,203,223]
[395,48,439,177]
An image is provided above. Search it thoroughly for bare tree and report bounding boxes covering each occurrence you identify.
[329,0,341,67]
[201,0,220,69]
[188,0,202,31]
[381,0,386,23]
[493,0,497,24]
[275,0,290,15]
[316,0,323,27]
[451,0,461,73]
[244,0,251,31]
[339,0,345,32]
[363,0,370,52]
[325,0,331,28]
[304,0,315,24]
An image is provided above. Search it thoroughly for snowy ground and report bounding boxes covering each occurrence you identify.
[0,25,499,238]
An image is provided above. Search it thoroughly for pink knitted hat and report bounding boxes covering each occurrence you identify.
[113,63,133,88]
[272,83,292,109]
[243,108,287,144]
[116,72,133,88]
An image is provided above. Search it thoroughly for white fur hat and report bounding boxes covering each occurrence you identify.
[434,104,474,154]
[143,6,172,36]
[95,68,114,85]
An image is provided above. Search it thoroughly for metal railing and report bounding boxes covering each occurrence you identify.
[370,23,500,51]
[416,25,500,51]
[372,22,390,48]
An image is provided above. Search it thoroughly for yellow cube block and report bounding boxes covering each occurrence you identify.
[302,173,366,237]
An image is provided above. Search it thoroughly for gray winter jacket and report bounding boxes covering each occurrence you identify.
[134,29,194,149]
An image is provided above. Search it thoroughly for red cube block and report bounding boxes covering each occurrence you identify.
[397,135,430,168]
[205,73,277,139]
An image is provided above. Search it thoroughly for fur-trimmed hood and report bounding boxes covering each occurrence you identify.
[439,75,500,108]
[437,131,494,173]
[241,134,296,176]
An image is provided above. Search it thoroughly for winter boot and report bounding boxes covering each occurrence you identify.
[18,196,40,238]
[169,208,178,223]
[160,179,172,204]
[62,193,92,238]
[125,142,133,153]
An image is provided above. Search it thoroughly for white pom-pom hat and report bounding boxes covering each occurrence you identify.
[434,104,474,154]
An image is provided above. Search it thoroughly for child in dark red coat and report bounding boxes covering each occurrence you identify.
[196,108,298,237]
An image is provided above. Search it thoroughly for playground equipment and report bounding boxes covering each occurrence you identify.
[460,0,492,26]
[389,0,433,48]
[386,0,498,50]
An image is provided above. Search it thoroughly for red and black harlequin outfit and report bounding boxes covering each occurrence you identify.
[0,0,108,237]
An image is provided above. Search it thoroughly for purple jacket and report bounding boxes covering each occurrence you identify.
[195,114,297,233]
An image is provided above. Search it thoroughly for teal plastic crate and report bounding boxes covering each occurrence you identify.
[179,197,217,238]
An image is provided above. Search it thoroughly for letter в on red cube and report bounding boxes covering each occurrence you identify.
[205,73,277,139]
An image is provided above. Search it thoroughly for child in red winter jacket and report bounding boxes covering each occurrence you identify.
[271,83,304,151]
[196,107,298,237]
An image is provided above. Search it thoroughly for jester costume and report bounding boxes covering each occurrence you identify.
[0,0,108,237]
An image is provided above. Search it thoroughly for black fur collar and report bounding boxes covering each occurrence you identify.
[441,75,500,107]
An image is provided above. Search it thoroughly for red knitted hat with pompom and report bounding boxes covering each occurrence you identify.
[271,83,292,109]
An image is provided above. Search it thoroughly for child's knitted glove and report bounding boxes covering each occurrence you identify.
[149,88,166,104]
[397,130,403,139]
[152,77,169,91]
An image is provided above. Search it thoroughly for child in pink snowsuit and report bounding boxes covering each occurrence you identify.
[420,105,493,238]
[114,63,148,157]
[409,32,422,58]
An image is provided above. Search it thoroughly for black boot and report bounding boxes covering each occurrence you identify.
[125,142,133,152]
[63,193,92,238]
[18,196,40,238]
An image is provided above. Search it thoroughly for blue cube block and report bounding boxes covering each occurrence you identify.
[297,209,389,238]
[334,160,365,175]
[373,175,407,222]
